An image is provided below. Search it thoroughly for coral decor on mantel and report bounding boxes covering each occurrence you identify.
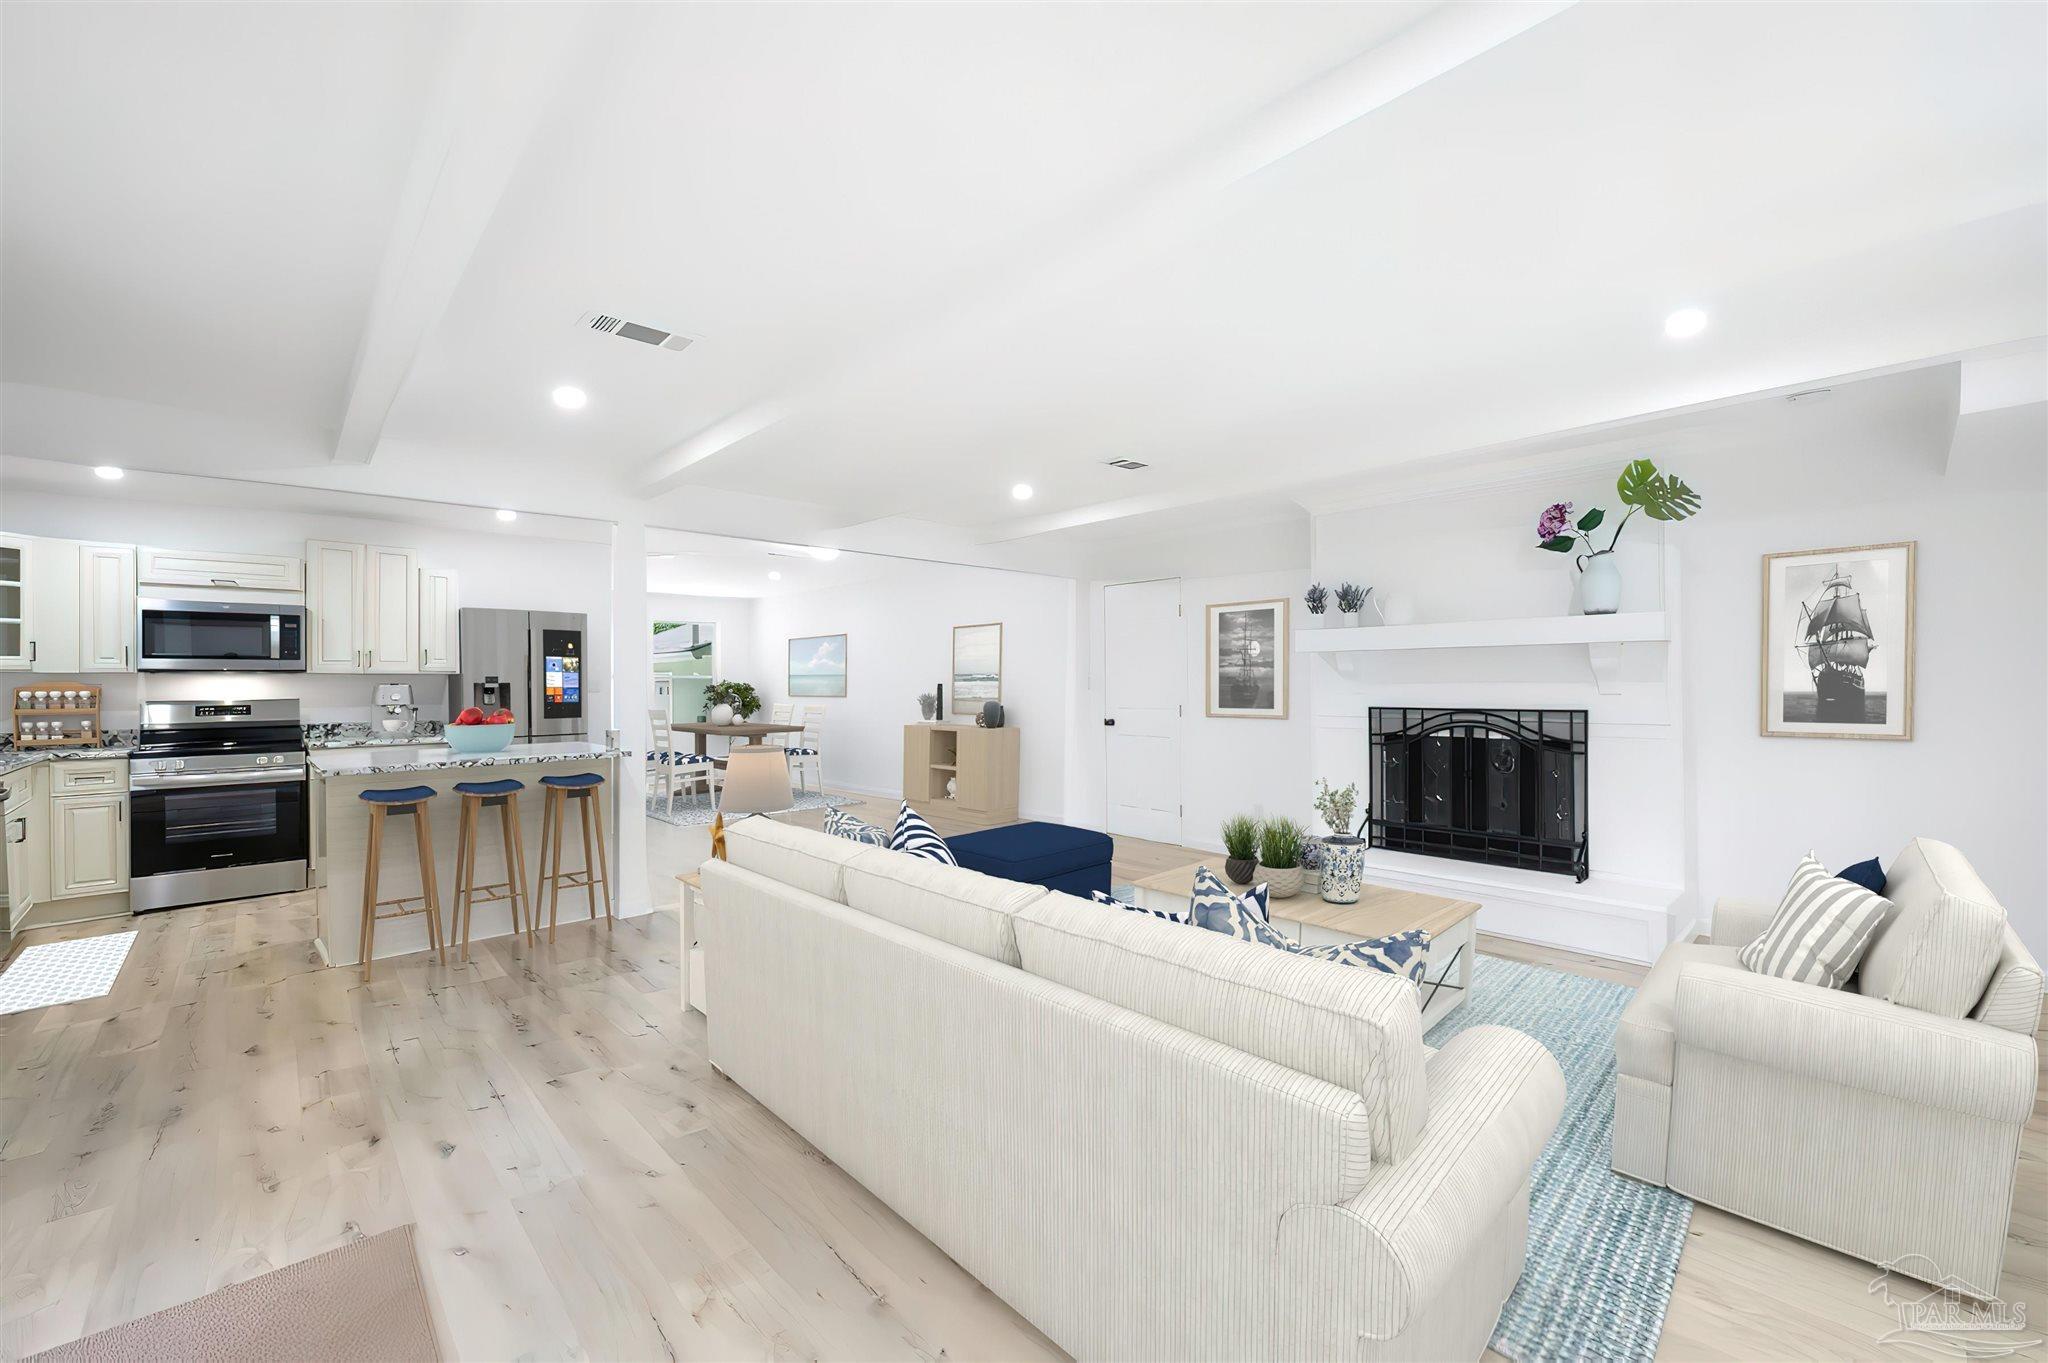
[1537,458,1702,615]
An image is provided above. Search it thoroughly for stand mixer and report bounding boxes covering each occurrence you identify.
[374,682,418,741]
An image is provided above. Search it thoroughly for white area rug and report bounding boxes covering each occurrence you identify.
[644,789,852,827]
[0,929,138,1016]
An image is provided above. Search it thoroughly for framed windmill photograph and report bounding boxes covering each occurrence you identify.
[1760,541,1914,740]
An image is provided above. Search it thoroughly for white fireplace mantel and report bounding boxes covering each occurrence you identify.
[1295,610,1667,693]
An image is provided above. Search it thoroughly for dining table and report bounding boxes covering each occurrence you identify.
[664,719,805,757]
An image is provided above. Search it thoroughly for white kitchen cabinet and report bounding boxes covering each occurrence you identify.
[306,540,367,672]
[0,533,32,671]
[364,546,419,673]
[138,546,302,593]
[306,540,423,674]
[419,567,459,673]
[78,543,137,672]
[50,791,127,900]
[4,765,48,927]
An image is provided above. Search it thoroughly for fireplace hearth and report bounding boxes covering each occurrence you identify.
[1367,708,1589,881]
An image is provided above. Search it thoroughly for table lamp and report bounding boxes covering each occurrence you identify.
[711,746,793,859]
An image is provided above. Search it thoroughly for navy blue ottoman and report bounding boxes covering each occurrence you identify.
[945,821,1113,898]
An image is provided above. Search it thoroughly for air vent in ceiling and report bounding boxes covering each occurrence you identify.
[1784,387,1833,403]
[1105,458,1149,470]
[579,311,695,352]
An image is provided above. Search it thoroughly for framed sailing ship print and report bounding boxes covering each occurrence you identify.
[1760,541,1915,740]
[1206,598,1289,719]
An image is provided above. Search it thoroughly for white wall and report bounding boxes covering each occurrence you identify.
[1071,569,1315,851]
[744,561,1077,820]
[1304,399,2047,964]
[3,487,615,731]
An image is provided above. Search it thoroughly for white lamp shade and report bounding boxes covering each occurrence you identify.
[720,746,793,815]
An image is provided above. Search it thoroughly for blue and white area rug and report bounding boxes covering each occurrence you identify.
[1426,955,1693,1363]
[0,929,138,1016]
[644,789,852,828]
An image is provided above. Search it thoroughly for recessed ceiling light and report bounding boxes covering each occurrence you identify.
[807,546,840,561]
[551,385,587,410]
[1663,308,1708,339]
[93,465,124,481]
[767,570,782,581]
[1010,483,1034,501]
[495,508,518,523]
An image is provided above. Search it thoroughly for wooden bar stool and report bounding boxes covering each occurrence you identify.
[535,772,612,942]
[357,785,444,980]
[450,777,534,957]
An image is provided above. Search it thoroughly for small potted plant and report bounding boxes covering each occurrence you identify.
[1303,583,1329,626]
[1256,816,1307,900]
[1335,581,1372,626]
[1536,457,1702,615]
[1220,814,1262,886]
[704,681,763,725]
[1313,778,1365,905]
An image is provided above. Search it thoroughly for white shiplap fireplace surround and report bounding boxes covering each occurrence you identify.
[1306,530,1691,966]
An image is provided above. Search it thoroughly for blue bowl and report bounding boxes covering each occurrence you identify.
[443,724,516,755]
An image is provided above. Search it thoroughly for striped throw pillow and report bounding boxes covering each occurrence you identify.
[890,802,958,865]
[823,808,887,847]
[1091,889,1191,925]
[1739,853,1892,990]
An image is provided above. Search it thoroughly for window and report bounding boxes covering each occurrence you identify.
[652,621,716,722]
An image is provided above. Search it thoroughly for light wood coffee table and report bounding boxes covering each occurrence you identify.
[1129,862,1479,1029]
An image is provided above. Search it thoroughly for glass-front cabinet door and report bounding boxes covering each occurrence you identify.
[0,534,31,671]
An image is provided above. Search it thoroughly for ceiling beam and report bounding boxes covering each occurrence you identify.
[637,1,1574,495]
[330,6,600,463]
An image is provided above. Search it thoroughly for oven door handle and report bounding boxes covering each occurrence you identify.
[130,769,307,791]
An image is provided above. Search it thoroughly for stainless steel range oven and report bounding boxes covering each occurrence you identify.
[136,596,305,672]
[128,700,308,912]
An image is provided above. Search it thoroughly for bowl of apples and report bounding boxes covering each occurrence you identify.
[444,707,518,754]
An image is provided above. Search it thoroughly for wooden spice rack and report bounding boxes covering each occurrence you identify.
[11,683,103,748]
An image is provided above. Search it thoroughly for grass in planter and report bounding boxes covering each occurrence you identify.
[1221,814,1262,862]
[1258,816,1306,869]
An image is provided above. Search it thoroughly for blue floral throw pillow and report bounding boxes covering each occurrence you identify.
[1191,866,1430,983]
[890,802,959,865]
[823,808,888,847]
[1190,866,1270,934]
[1091,889,1191,925]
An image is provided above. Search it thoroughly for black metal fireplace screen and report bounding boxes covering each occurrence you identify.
[1367,708,1589,881]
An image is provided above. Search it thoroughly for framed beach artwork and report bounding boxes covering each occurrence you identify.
[1206,598,1289,720]
[788,633,848,698]
[951,622,1002,715]
[1760,541,1914,740]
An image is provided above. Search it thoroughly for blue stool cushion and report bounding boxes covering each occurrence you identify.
[359,785,436,804]
[945,821,1113,897]
[455,778,525,797]
[540,771,606,789]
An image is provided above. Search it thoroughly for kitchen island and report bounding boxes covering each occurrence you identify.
[310,739,622,968]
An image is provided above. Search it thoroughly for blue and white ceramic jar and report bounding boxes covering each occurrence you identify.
[1319,836,1367,904]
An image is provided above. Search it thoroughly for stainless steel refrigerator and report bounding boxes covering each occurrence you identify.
[451,609,589,740]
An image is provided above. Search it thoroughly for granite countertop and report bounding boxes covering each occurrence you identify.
[0,744,132,777]
[308,740,621,778]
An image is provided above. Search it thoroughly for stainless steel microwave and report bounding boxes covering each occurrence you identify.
[136,597,306,672]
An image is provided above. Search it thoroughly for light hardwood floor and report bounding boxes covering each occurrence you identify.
[1,790,2039,1361]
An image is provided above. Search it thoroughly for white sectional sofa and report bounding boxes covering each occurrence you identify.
[700,818,1565,1362]
[1613,838,2041,1295]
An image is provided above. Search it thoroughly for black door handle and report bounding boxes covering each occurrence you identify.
[1103,718,1116,726]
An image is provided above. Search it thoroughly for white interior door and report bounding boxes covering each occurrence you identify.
[1104,578,1183,845]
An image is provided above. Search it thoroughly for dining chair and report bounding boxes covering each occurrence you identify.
[765,701,795,749]
[647,706,720,816]
[788,703,825,794]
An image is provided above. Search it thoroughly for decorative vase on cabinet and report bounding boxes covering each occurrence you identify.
[1319,837,1366,905]
[1577,550,1622,616]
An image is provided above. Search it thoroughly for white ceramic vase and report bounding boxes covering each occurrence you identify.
[1578,550,1622,616]
[709,703,735,725]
